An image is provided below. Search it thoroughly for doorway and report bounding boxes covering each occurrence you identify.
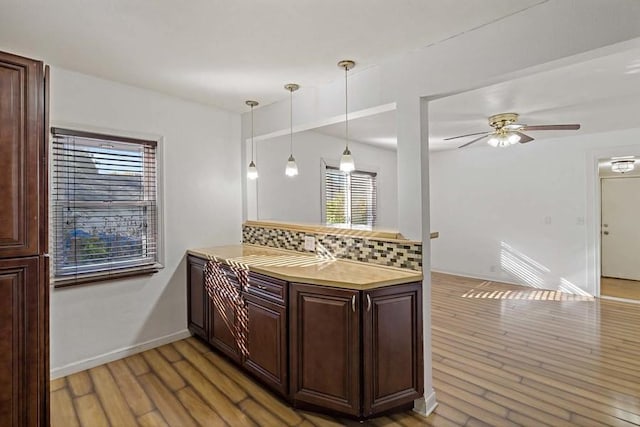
[600,164,640,300]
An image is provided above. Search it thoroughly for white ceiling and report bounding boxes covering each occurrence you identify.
[313,110,397,151]
[325,45,640,152]
[428,46,640,151]
[0,0,545,112]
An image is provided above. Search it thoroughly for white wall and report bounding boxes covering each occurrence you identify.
[429,128,640,296]
[49,67,242,376]
[253,131,398,229]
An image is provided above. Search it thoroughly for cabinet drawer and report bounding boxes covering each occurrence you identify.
[247,272,287,304]
[218,263,241,287]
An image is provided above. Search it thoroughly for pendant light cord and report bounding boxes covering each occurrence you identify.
[289,88,293,155]
[251,105,255,161]
[344,65,349,150]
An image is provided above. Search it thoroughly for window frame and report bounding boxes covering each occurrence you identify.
[321,159,378,229]
[50,126,164,287]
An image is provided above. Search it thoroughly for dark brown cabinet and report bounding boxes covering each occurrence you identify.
[208,264,242,363]
[186,254,422,420]
[244,293,287,395]
[290,281,423,418]
[209,293,242,362]
[363,283,423,416]
[186,256,243,362]
[186,256,207,340]
[0,50,49,427]
[0,257,40,427]
[0,52,44,259]
[290,284,361,416]
[187,258,288,381]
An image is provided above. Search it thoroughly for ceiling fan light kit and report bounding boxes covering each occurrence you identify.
[449,112,581,149]
[611,159,635,173]
[487,130,521,148]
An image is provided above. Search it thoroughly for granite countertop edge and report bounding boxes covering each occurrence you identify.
[187,244,423,290]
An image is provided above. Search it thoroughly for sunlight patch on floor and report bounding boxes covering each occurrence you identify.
[461,284,594,301]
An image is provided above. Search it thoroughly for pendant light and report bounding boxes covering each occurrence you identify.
[284,83,300,177]
[246,100,259,180]
[338,60,356,172]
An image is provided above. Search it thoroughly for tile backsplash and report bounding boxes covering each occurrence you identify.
[242,224,422,271]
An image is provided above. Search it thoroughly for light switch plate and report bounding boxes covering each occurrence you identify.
[304,235,316,251]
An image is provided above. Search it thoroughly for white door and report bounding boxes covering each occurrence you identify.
[601,177,640,280]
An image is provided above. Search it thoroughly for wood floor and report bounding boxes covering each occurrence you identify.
[51,273,640,426]
[601,276,640,300]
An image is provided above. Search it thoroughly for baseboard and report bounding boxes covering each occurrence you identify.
[600,295,640,305]
[431,268,524,287]
[413,389,438,417]
[50,329,192,379]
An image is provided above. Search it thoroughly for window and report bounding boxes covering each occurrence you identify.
[323,165,377,228]
[51,128,161,286]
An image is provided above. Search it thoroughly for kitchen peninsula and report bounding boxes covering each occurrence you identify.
[186,222,427,419]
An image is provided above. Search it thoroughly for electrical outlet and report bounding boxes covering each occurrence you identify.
[304,235,316,251]
[544,216,552,225]
[490,265,497,272]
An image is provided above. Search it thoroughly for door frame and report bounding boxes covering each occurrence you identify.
[586,144,640,298]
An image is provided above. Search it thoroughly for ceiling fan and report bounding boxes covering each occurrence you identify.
[445,113,581,148]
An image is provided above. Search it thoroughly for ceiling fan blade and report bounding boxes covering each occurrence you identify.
[444,131,489,141]
[521,124,580,131]
[515,131,534,143]
[458,134,489,149]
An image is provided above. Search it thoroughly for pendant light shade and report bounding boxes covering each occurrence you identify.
[247,160,259,179]
[340,147,355,172]
[284,83,300,177]
[246,100,259,180]
[285,154,298,176]
[338,60,356,172]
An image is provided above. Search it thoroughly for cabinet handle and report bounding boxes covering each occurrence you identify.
[257,285,267,290]
[351,295,356,312]
[366,294,371,312]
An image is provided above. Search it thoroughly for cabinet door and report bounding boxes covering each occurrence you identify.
[362,282,423,416]
[0,52,43,257]
[290,283,360,416]
[0,257,40,427]
[209,280,242,363]
[187,256,208,340]
[244,294,287,396]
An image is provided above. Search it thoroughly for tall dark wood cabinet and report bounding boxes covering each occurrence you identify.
[0,51,49,427]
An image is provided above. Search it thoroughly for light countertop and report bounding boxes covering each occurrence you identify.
[187,244,423,290]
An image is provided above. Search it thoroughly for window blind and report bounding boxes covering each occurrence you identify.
[51,127,160,284]
[350,170,377,226]
[325,167,349,225]
[324,166,377,228]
